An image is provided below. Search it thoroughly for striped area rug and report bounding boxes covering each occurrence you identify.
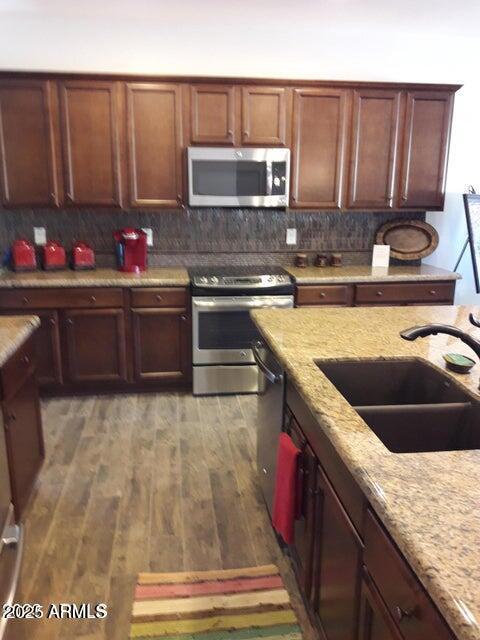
[129,564,303,640]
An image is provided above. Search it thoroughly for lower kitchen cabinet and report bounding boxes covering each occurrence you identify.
[132,308,190,382]
[64,308,128,383]
[358,571,403,640]
[311,463,362,640]
[1,333,44,520]
[284,385,455,640]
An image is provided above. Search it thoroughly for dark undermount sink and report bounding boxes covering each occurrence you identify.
[316,359,480,454]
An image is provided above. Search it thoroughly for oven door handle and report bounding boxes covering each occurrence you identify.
[193,297,293,311]
[252,341,283,384]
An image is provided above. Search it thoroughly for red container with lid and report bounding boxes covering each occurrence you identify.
[72,241,95,270]
[42,240,66,270]
[113,228,147,273]
[11,239,37,271]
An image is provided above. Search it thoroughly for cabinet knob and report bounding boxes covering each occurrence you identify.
[228,129,233,137]
[395,605,416,623]
[21,297,29,305]
[292,195,297,203]
[89,295,96,303]
[156,295,163,302]
[66,318,74,326]
[429,290,437,296]
[244,130,250,138]
[66,193,73,202]
[319,292,326,298]
[180,315,187,321]
[50,192,56,201]
[401,194,408,201]
[177,194,182,202]
[376,290,384,297]
[49,317,56,326]
[23,355,30,365]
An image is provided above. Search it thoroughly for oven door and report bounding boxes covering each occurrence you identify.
[188,147,290,207]
[192,295,293,365]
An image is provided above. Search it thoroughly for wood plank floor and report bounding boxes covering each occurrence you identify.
[9,393,318,640]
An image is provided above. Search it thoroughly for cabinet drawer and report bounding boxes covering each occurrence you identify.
[130,288,187,308]
[0,334,35,400]
[364,510,454,640]
[0,288,123,309]
[296,285,353,306]
[355,282,455,305]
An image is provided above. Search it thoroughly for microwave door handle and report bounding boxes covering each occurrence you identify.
[266,161,273,196]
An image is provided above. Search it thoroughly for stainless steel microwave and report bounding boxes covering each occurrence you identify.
[187,147,290,207]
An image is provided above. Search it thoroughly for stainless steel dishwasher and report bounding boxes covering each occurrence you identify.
[252,339,285,516]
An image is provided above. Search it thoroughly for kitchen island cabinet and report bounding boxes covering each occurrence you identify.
[0,320,43,520]
[251,305,479,640]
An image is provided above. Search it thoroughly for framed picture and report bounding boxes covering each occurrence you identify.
[463,193,480,294]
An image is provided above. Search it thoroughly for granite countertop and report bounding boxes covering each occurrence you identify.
[0,315,40,368]
[285,264,460,284]
[251,305,480,640]
[0,267,190,288]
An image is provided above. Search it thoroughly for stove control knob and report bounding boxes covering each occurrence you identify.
[268,276,274,282]
[198,276,208,284]
[209,276,218,284]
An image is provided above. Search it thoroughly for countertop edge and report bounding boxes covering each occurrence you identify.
[0,315,41,368]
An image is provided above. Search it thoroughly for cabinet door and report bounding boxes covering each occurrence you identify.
[59,80,122,206]
[127,83,183,207]
[3,372,44,519]
[399,91,454,209]
[190,84,235,144]
[0,80,59,206]
[241,87,287,145]
[132,308,190,381]
[64,308,127,383]
[291,88,348,208]
[348,89,401,209]
[358,572,403,640]
[311,463,362,640]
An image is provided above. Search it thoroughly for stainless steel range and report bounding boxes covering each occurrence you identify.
[190,266,294,395]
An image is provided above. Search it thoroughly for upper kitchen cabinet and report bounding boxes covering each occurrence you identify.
[58,81,122,207]
[347,89,401,209]
[399,90,454,210]
[190,84,236,145]
[241,87,288,146]
[291,88,348,209]
[126,83,183,208]
[0,80,59,207]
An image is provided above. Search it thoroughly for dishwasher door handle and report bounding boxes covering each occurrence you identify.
[252,341,283,384]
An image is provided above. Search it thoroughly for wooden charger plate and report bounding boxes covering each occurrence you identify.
[375,219,439,260]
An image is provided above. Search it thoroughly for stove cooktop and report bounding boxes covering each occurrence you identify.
[189,265,293,292]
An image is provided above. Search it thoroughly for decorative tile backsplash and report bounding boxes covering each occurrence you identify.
[0,208,425,267]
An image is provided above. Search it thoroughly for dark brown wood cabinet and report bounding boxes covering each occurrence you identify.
[311,463,362,640]
[241,87,287,146]
[399,91,454,209]
[348,89,401,209]
[132,308,190,382]
[190,84,235,144]
[58,80,122,206]
[1,333,44,520]
[291,88,348,208]
[0,80,59,207]
[126,83,183,207]
[64,308,128,383]
[358,571,403,640]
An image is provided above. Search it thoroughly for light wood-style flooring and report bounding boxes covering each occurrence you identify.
[9,393,317,640]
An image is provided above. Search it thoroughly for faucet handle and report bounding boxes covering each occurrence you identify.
[470,313,480,328]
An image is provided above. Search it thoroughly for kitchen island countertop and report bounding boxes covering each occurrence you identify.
[0,315,40,368]
[251,304,480,640]
[0,267,190,288]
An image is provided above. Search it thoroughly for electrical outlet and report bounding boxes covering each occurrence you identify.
[142,228,153,247]
[286,228,297,245]
[34,227,46,245]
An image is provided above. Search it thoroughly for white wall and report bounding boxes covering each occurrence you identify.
[1,0,479,303]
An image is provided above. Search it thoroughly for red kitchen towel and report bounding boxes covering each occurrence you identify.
[272,432,301,544]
